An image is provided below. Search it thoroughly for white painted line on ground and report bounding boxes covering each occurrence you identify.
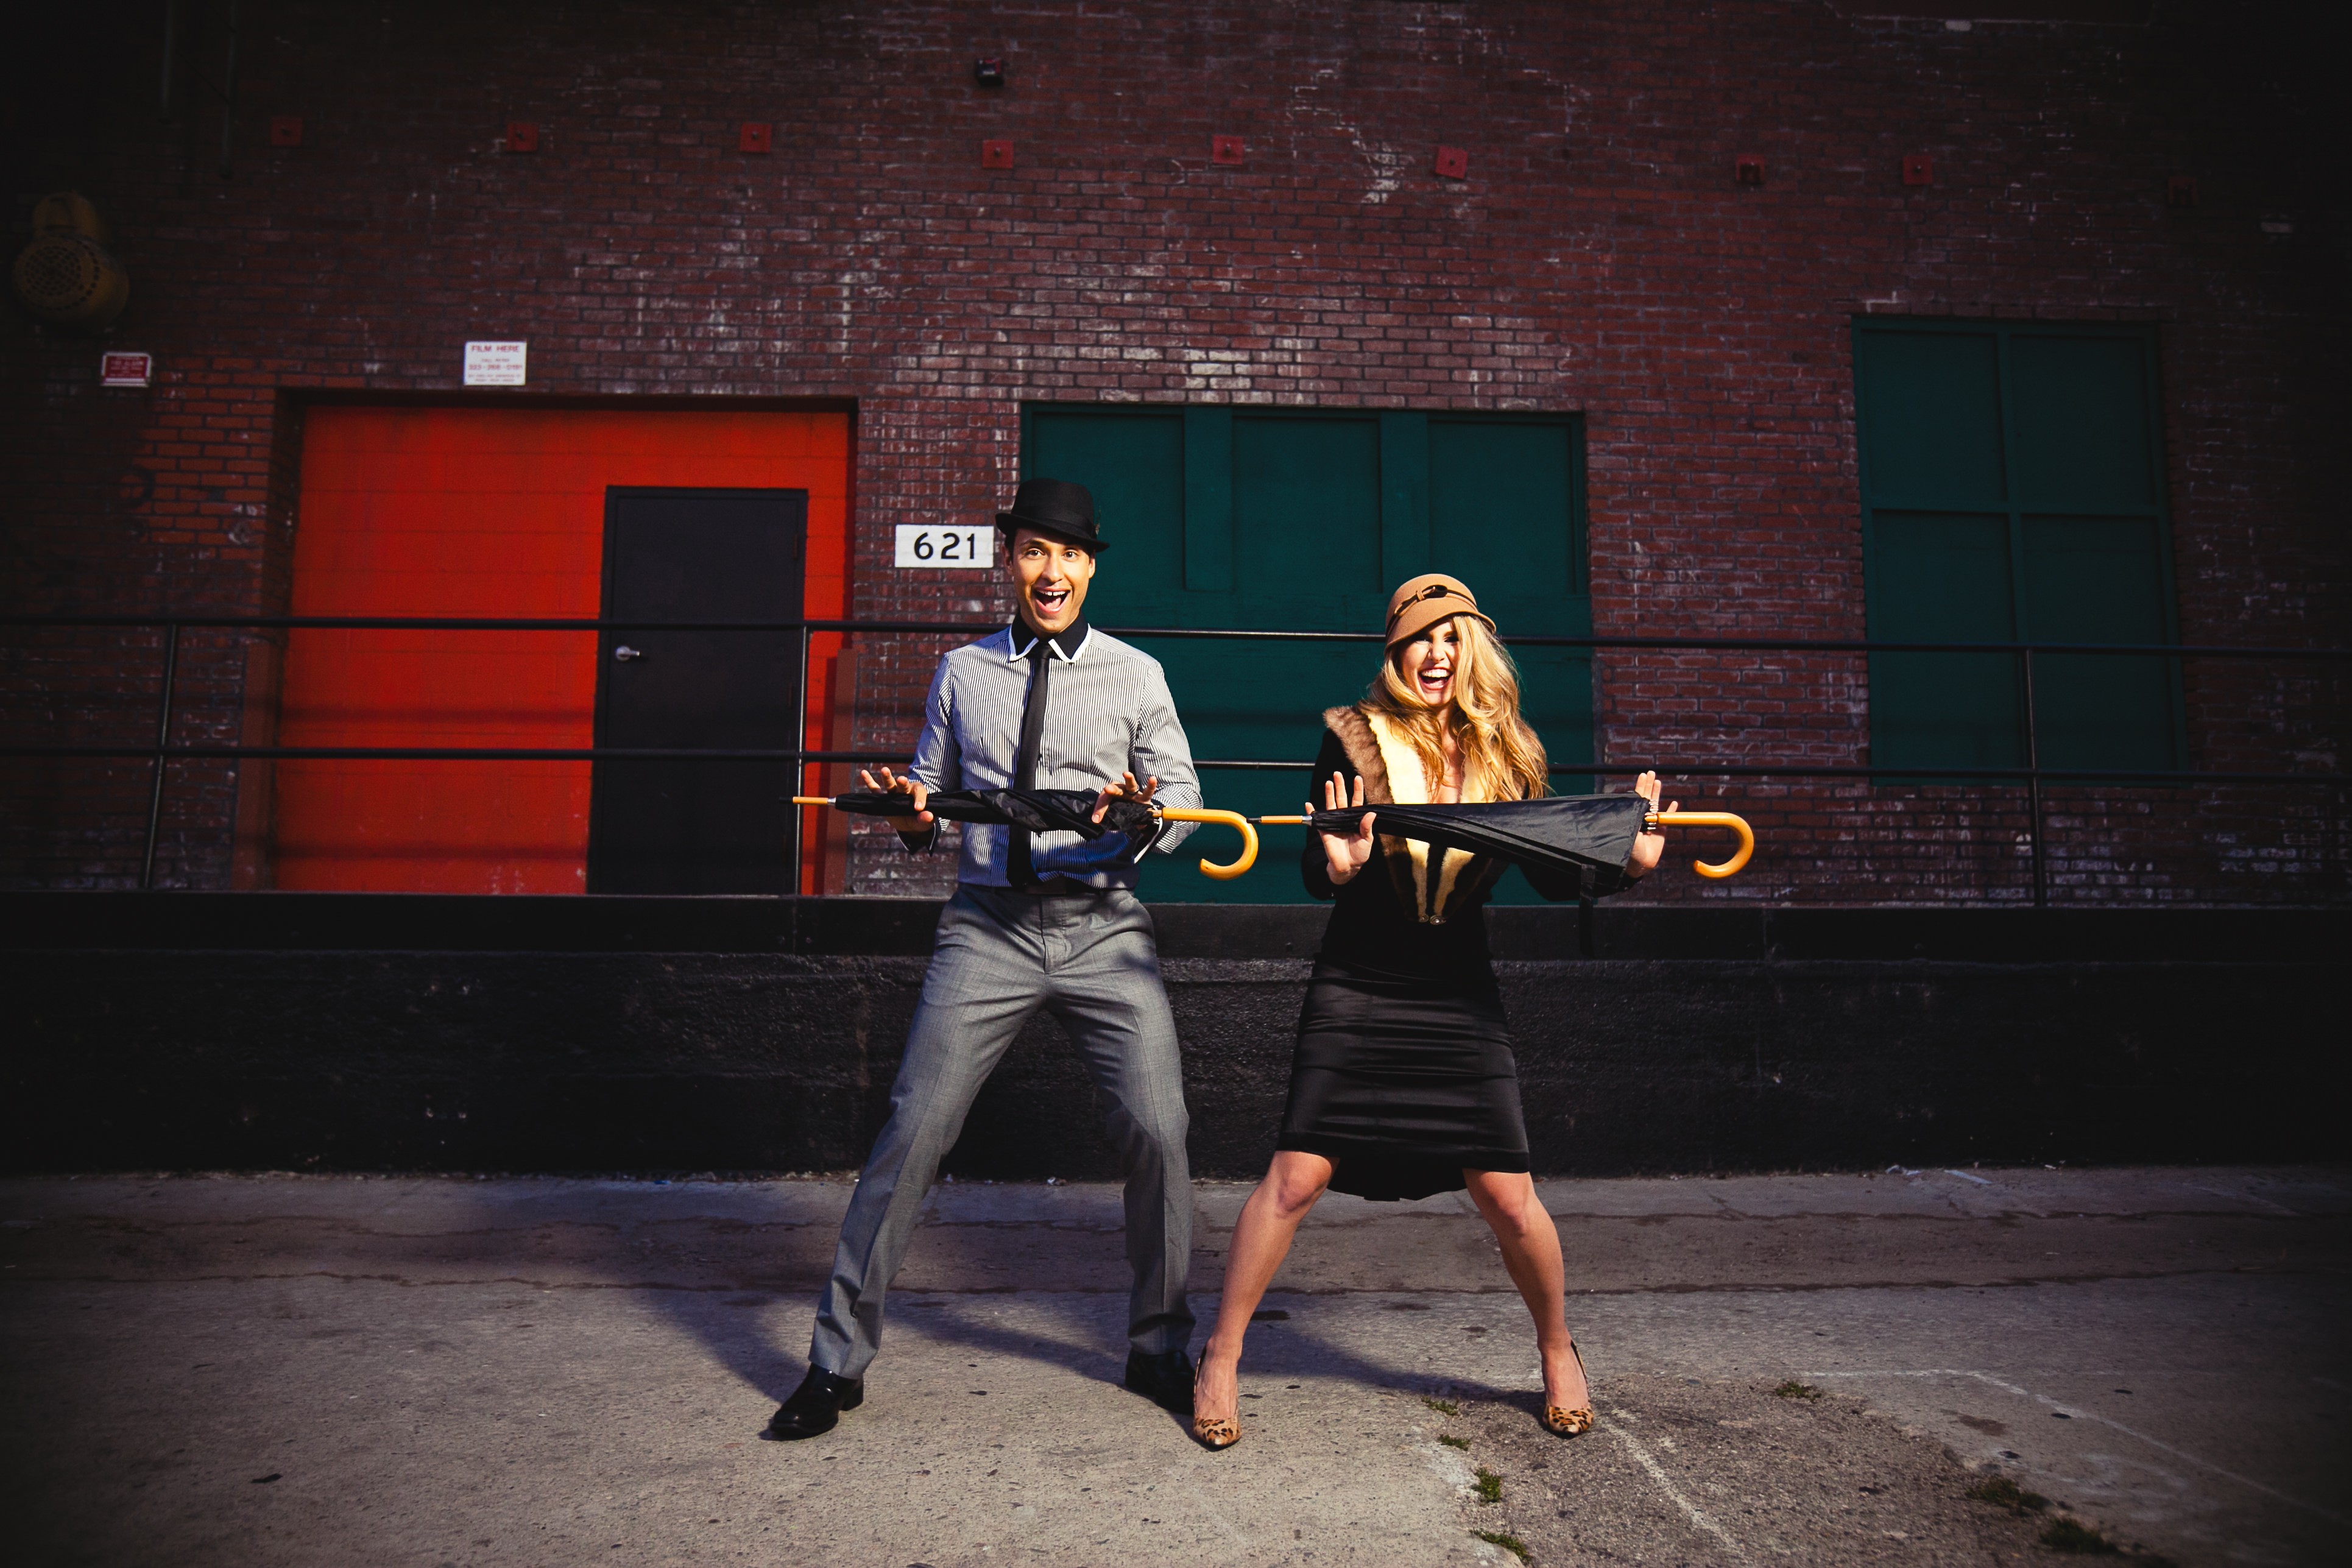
[2176,1181,2299,1215]
[1943,1170,1994,1185]
[1801,1369,2350,1528]
[1600,1405,1753,1564]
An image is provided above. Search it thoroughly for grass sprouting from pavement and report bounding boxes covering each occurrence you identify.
[1772,1381,1823,1400]
[1472,1529,1530,1559]
[1422,1396,1461,1416]
[1967,1476,2049,1513]
[1438,1433,1469,1449]
[2040,1519,2120,1553]
[1472,1467,1503,1504]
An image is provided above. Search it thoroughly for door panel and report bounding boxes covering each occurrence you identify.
[1028,410,1185,587]
[587,488,807,894]
[1868,511,2021,771]
[1856,330,2007,507]
[2008,336,2156,510]
[1235,416,1386,604]
[2022,515,2177,772]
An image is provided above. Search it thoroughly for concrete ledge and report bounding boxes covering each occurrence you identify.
[2,891,2345,962]
[2,895,2341,1177]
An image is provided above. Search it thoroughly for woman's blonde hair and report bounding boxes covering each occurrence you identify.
[1366,612,1550,802]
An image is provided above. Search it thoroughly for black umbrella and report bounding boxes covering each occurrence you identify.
[1263,795,1754,880]
[793,789,1263,879]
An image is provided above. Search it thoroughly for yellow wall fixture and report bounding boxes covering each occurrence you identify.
[12,192,131,332]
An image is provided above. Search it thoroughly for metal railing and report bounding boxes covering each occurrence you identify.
[3,613,2346,902]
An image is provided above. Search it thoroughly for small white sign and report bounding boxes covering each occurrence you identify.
[100,351,153,387]
[894,523,995,570]
[463,341,528,386]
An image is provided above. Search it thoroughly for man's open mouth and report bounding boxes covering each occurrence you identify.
[1033,587,1070,613]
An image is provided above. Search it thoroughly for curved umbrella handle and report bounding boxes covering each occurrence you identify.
[1158,808,1260,880]
[1649,810,1754,879]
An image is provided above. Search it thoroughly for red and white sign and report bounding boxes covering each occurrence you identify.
[101,351,154,387]
[464,341,528,386]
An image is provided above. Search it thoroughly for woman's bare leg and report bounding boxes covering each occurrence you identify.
[1462,1170,1589,1411]
[1193,1151,1335,1424]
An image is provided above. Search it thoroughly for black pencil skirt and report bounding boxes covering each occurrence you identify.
[1275,963,1533,1202]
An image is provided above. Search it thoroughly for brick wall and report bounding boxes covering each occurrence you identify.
[4,0,2343,902]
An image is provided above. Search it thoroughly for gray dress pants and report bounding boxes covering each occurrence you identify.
[808,883,1195,1379]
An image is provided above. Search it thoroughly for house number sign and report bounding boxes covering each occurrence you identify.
[893,524,994,570]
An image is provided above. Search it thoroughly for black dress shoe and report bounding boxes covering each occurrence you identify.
[766,1367,864,1440]
[1124,1347,1196,1415]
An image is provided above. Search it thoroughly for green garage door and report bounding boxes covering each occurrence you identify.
[1023,405,1592,903]
[1853,320,2183,776]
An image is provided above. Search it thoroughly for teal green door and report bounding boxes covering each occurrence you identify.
[1023,405,1592,903]
[1853,320,2183,776]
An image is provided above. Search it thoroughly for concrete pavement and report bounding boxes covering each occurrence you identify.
[1,1166,2343,1567]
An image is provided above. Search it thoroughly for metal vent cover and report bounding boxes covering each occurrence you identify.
[12,231,130,327]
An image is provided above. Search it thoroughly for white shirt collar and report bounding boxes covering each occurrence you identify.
[1006,618,1091,665]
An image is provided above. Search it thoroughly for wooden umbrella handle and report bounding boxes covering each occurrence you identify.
[1648,810,1755,879]
[1157,807,1260,880]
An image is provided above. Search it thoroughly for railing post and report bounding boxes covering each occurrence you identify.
[2022,645,2044,908]
[217,0,240,181]
[141,621,180,889]
[160,0,180,121]
[792,621,811,897]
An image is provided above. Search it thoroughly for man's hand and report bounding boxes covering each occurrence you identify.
[1090,771,1159,824]
[860,766,932,834]
[1626,769,1676,877]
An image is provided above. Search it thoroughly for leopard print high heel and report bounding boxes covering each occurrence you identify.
[1190,1413,1242,1451]
[1541,1337,1595,1438]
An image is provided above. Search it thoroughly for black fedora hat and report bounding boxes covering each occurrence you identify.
[995,477,1109,553]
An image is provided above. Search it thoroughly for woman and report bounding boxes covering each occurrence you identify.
[1189,573,1672,1451]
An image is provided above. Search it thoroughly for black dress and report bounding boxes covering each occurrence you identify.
[1277,724,1632,1201]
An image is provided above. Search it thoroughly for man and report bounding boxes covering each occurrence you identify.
[768,477,1204,1440]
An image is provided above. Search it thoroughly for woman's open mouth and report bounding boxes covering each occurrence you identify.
[1418,667,1451,697]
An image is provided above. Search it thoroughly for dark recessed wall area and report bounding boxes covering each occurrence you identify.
[7,895,2338,1178]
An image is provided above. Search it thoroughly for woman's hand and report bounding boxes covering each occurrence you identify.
[1626,769,1676,877]
[1091,771,1159,824]
[860,766,932,833]
[1317,771,1377,885]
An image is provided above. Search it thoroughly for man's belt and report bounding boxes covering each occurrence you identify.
[1012,877,1093,897]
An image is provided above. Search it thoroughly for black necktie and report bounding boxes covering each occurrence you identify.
[1006,637,1052,886]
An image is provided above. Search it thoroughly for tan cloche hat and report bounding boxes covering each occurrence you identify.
[1383,573,1496,647]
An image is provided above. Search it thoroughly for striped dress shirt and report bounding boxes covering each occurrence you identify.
[905,621,1202,888]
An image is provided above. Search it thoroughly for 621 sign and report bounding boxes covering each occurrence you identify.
[893,524,994,570]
